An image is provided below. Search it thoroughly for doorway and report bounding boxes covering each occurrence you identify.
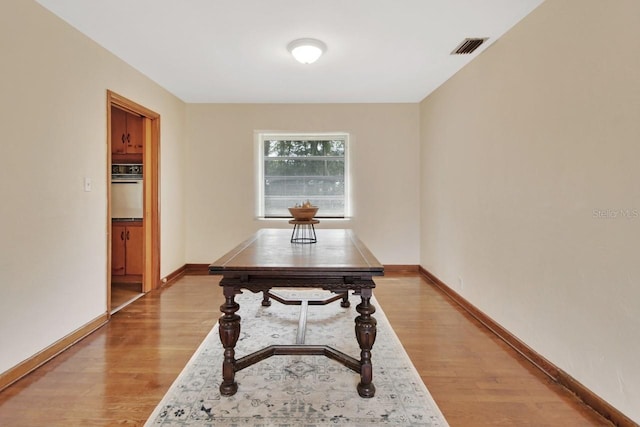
[107,90,160,314]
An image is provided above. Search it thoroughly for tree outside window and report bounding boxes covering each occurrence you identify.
[259,134,348,218]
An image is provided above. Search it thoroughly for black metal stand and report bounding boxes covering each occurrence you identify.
[289,219,319,244]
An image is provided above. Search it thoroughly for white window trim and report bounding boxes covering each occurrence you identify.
[256,132,350,219]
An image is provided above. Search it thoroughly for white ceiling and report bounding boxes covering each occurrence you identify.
[36,0,544,103]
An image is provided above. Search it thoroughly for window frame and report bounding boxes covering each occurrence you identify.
[257,132,350,219]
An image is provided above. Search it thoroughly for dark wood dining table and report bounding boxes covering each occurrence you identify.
[209,228,384,398]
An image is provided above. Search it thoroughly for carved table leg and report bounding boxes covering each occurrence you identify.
[261,290,272,307]
[355,288,377,398]
[341,292,350,308]
[219,286,240,396]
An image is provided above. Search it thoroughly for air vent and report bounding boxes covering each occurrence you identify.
[451,38,488,55]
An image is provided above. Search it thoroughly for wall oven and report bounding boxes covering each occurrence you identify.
[111,164,143,220]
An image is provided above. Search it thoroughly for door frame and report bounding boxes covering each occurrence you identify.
[106,90,161,313]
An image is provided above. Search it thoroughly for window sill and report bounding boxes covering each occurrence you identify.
[256,217,353,225]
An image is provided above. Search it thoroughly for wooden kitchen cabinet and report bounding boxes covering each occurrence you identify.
[112,222,143,277]
[111,106,143,156]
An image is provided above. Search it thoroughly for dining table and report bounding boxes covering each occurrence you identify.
[209,228,384,398]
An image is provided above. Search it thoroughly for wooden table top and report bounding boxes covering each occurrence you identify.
[209,229,384,276]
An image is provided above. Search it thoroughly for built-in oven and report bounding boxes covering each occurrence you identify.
[111,164,143,220]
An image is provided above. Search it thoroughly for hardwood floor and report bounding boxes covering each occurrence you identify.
[110,282,144,313]
[0,273,611,426]
[375,274,612,426]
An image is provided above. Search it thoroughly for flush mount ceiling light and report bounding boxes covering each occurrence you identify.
[287,38,327,64]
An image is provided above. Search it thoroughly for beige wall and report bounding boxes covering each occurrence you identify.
[0,0,187,374]
[419,0,640,421]
[3,0,637,422]
[184,104,420,265]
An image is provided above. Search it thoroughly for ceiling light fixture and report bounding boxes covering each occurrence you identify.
[287,38,327,64]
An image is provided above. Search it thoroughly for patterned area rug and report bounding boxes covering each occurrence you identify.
[145,290,448,426]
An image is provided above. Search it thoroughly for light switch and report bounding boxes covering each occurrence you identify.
[84,177,92,192]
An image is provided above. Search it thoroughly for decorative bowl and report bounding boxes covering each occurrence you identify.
[288,206,319,221]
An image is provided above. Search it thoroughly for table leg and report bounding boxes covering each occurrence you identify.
[219,287,240,396]
[355,288,377,398]
[261,290,272,307]
[341,292,350,308]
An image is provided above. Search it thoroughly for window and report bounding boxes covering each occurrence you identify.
[258,133,349,218]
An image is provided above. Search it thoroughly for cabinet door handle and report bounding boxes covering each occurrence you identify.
[120,231,124,240]
[127,133,131,143]
[126,230,130,240]
[121,134,125,144]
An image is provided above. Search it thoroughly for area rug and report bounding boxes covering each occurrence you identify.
[145,290,448,426]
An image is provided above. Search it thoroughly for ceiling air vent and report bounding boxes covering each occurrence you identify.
[451,37,488,55]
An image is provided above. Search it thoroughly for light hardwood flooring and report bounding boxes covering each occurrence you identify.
[110,282,144,314]
[0,273,611,426]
